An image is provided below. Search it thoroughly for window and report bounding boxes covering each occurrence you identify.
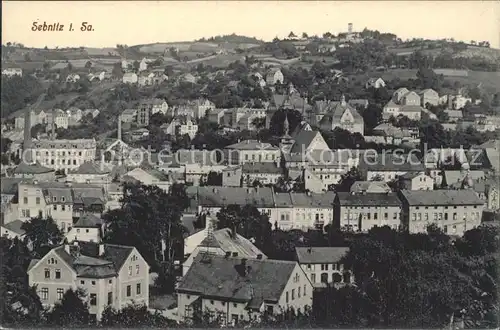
[291,289,295,300]
[90,294,97,306]
[286,291,289,303]
[77,229,80,233]
[321,264,328,271]
[210,300,214,305]
[80,280,85,285]
[53,204,57,210]
[136,283,141,295]
[57,288,64,300]
[55,269,61,279]
[23,197,28,204]
[444,213,448,220]
[108,292,113,305]
[298,286,301,298]
[61,205,65,211]
[374,213,378,220]
[304,284,307,296]
[41,288,49,300]
[92,281,96,285]
[136,265,140,274]
[128,266,132,276]
[109,279,112,284]
[44,268,50,279]
[126,285,131,297]
[36,197,40,205]
[311,274,316,283]
[384,212,388,219]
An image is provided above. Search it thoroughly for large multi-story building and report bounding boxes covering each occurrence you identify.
[17,181,105,233]
[333,192,403,232]
[176,253,312,325]
[28,138,97,173]
[399,189,485,236]
[27,241,150,321]
[224,140,281,165]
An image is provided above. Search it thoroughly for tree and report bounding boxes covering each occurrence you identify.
[100,303,171,327]
[0,237,43,327]
[302,32,309,39]
[202,171,222,186]
[103,183,188,275]
[132,60,140,72]
[20,216,63,257]
[216,204,272,252]
[269,109,303,136]
[332,167,363,192]
[112,62,123,78]
[46,288,90,326]
[84,60,92,70]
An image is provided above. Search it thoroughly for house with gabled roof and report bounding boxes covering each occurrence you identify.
[182,218,266,275]
[12,161,55,181]
[65,213,104,243]
[295,247,353,288]
[176,252,312,324]
[365,77,385,89]
[318,96,364,135]
[265,68,284,86]
[27,241,150,321]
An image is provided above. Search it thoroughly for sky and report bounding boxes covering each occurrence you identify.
[2,1,500,49]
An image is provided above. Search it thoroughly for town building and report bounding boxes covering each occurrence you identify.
[334,192,402,232]
[295,247,352,287]
[365,77,385,89]
[2,67,23,77]
[400,171,434,190]
[122,73,138,84]
[222,162,283,187]
[65,213,104,243]
[176,253,312,324]
[11,162,56,181]
[318,96,364,135]
[29,138,97,173]
[224,140,281,165]
[27,241,150,321]
[350,181,392,193]
[17,181,105,233]
[183,221,266,275]
[359,152,425,182]
[399,190,485,236]
[265,68,284,86]
[66,162,112,184]
[419,89,440,107]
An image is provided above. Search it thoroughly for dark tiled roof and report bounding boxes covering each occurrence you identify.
[400,189,485,206]
[51,243,134,278]
[199,228,264,258]
[177,254,296,308]
[359,153,424,172]
[1,178,24,194]
[2,219,26,236]
[225,140,279,151]
[195,186,275,208]
[336,192,402,207]
[74,213,103,228]
[295,247,349,264]
[13,162,54,174]
[69,162,110,175]
[242,162,282,174]
[290,130,322,154]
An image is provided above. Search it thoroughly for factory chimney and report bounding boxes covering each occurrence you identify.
[23,106,33,164]
[117,115,122,141]
[51,110,56,140]
[348,23,353,34]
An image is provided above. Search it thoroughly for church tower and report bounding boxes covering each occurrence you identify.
[279,114,295,155]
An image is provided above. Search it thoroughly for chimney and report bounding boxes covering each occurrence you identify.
[51,110,56,140]
[117,115,122,141]
[257,254,263,260]
[99,243,105,256]
[23,107,32,164]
